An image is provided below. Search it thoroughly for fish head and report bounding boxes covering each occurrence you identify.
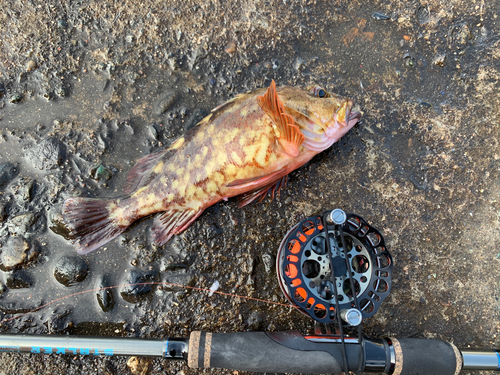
[279,85,361,152]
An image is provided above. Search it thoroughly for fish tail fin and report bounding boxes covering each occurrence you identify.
[62,197,128,254]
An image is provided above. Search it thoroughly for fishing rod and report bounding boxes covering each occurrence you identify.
[0,209,498,374]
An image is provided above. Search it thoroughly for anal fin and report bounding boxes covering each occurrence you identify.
[257,80,304,157]
[237,175,289,208]
[151,208,204,246]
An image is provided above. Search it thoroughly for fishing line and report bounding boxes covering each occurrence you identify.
[0,282,294,324]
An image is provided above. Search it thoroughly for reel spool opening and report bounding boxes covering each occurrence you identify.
[277,210,393,326]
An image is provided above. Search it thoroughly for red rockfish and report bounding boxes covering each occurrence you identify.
[63,80,360,254]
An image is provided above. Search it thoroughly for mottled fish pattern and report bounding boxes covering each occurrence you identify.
[63,80,360,254]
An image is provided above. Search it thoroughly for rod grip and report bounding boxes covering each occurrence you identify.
[391,338,462,375]
[188,331,355,373]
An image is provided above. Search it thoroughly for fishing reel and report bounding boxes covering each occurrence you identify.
[277,209,392,327]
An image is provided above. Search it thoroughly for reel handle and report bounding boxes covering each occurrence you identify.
[188,331,466,374]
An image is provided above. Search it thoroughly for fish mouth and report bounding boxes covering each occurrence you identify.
[287,102,361,152]
[324,106,360,138]
[346,109,361,127]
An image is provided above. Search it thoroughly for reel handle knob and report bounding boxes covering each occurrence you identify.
[330,209,346,225]
[340,308,362,326]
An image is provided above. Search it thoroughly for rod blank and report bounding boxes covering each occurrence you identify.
[0,334,188,359]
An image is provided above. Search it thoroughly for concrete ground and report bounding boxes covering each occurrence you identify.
[0,0,499,374]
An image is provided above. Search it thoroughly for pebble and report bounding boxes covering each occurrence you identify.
[48,211,71,239]
[225,40,237,54]
[8,212,45,236]
[5,270,31,289]
[53,256,89,287]
[433,53,447,67]
[416,6,430,25]
[246,311,265,330]
[372,12,390,21]
[96,275,115,313]
[403,52,415,67]
[23,179,35,202]
[293,58,304,71]
[55,85,67,97]
[93,164,113,181]
[148,124,159,140]
[10,94,22,104]
[127,357,152,375]
[0,236,37,271]
[0,203,6,223]
[0,163,19,190]
[261,253,275,274]
[26,137,65,170]
[57,19,68,28]
[120,269,158,303]
[26,60,38,72]
[13,177,35,202]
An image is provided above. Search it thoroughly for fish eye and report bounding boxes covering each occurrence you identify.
[308,85,330,98]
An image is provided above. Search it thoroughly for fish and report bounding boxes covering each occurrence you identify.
[63,80,360,254]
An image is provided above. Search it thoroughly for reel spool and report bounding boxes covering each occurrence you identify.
[277,209,392,326]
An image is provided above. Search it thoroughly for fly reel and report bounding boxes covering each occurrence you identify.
[277,209,392,326]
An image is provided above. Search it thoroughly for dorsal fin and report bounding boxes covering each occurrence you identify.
[257,80,304,157]
[123,149,176,194]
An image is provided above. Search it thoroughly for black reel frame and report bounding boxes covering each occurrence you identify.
[277,209,393,374]
[277,210,393,325]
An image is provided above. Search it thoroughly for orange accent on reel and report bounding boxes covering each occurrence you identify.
[307,297,315,309]
[288,239,301,254]
[287,254,299,263]
[316,217,324,230]
[285,263,298,278]
[297,232,306,242]
[302,221,315,235]
[291,278,302,287]
[295,288,307,302]
[314,304,327,319]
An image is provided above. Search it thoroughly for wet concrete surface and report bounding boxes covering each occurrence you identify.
[0,0,499,374]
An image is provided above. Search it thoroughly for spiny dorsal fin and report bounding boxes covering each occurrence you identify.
[257,80,304,157]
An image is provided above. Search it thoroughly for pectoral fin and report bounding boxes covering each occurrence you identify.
[237,175,289,208]
[257,80,304,157]
[227,168,286,189]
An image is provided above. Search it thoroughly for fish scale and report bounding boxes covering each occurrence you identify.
[63,80,360,254]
